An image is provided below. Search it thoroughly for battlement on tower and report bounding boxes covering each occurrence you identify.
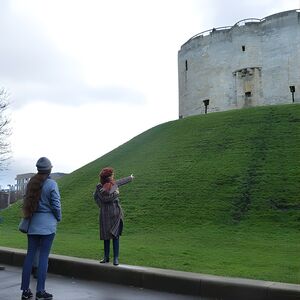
[178,10,300,117]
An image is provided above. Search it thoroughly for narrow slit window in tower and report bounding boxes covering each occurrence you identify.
[185,60,188,71]
[242,45,246,51]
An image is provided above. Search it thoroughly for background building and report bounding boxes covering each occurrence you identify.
[15,173,67,197]
[0,172,67,211]
[15,173,35,197]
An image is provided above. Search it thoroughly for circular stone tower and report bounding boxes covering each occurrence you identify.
[178,9,300,117]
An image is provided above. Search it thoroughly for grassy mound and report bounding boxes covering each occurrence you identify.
[1,104,300,283]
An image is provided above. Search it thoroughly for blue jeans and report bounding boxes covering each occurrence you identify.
[21,233,55,292]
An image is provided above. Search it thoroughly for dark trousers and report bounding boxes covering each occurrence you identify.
[21,233,55,292]
[103,221,122,259]
[103,238,119,259]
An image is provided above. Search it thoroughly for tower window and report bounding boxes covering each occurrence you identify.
[245,91,252,97]
[185,60,188,71]
[203,99,209,114]
[242,45,246,51]
[289,85,295,93]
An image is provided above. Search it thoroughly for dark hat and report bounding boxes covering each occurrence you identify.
[36,157,53,173]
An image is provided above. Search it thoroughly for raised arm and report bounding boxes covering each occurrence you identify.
[116,175,134,187]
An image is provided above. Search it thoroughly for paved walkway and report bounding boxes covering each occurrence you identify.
[0,265,201,300]
[1,246,300,300]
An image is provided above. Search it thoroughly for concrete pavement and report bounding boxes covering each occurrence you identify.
[0,264,200,300]
[0,246,300,300]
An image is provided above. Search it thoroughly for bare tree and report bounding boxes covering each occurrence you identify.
[0,88,11,170]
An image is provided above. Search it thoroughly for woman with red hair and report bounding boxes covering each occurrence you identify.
[94,167,134,265]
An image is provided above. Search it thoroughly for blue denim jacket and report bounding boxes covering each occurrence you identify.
[28,177,62,235]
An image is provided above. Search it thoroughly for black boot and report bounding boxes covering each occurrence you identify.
[113,238,119,266]
[100,240,110,263]
[100,257,109,263]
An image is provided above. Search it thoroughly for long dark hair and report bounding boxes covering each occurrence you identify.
[22,172,49,218]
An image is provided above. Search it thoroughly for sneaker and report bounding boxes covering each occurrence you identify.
[35,291,53,300]
[22,289,33,299]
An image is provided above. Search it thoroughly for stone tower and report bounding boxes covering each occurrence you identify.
[178,10,300,117]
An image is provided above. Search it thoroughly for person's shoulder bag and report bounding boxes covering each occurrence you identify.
[18,217,31,233]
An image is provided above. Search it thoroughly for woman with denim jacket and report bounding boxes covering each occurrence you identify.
[94,167,134,266]
[21,157,61,300]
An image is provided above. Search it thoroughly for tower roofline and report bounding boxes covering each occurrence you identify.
[182,9,299,47]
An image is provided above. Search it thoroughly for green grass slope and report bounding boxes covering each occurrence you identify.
[1,104,300,283]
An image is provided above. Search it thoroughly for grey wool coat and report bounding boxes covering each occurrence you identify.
[94,176,133,240]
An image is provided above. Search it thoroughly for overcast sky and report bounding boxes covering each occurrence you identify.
[0,0,298,187]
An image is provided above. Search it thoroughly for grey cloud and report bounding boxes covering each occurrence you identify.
[190,0,289,31]
[0,2,145,108]
[0,157,35,187]
[0,3,79,84]
[12,84,146,107]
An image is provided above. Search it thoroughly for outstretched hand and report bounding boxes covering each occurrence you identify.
[131,174,134,179]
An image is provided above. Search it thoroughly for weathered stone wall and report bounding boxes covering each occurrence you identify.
[178,10,300,117]
[0,192,9,209]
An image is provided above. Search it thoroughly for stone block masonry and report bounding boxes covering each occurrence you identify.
[178,10,300,117]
